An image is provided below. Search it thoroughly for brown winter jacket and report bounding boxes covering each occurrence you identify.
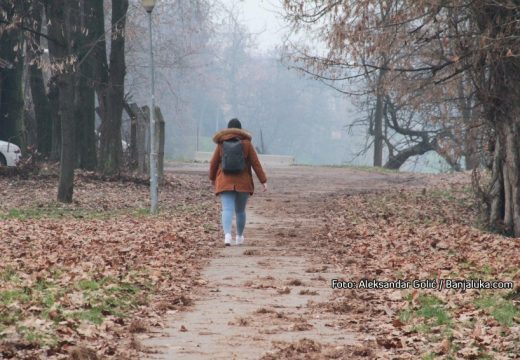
[209,128,267,195]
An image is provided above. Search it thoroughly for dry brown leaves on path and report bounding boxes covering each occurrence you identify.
[0,173,219,359]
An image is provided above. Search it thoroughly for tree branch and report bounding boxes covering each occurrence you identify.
[0,19,65,47]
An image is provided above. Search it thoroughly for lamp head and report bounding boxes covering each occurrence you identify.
[142,0,156,13]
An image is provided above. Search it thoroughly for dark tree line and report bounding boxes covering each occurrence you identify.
[0,0,129,202]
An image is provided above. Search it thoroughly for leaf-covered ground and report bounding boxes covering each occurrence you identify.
[2,166,519,359]
[299,180,520,359]
[0,172,219,359]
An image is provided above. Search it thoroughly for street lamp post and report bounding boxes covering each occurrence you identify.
[142,0,158,214]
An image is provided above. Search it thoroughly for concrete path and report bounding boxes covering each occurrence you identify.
[143,207,356,359]
[142,164,430,359]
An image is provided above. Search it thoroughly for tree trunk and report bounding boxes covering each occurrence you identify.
[458,78,478,170]
[372,68,386,167]
[464,127,479,170]
[48,77,61,161]
[488,119,520,236]
[97,0,128,175]
[75,0,97,170]
[384,140,434,170]
[0,4,24,146]
[123,101,138,168]
[373,92,384,167]
[76,73,97,169]
[57,71,76,203]
[47,0,79,203]
[27,2,53,157]
[474,3,520,236]
[488,134,504,228]
[46,2,63,162]
[29,62,53,156]
[493,119,520,236]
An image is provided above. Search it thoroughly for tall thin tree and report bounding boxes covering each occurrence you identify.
[47,0,80,202]
[96,0,129,175]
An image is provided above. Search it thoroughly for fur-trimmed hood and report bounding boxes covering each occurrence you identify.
[212,128,252,143]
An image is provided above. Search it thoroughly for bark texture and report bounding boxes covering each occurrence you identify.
[475,4,520,236]
[0,2,24,146]
[47,0,79,203]
[97,0,129,175]
[75,0,97,170]
[27,2,52,156]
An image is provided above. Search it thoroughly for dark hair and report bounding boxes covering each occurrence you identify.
[227,118,242,129]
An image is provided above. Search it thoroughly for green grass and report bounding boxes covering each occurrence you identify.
[399,295,452,331]
[203,223,217,232]
[480,264,492,276]
[70,276,149,324]
[105,282,141,295]
[1,206,79,220]
[0,308,23,327]
[398,295,458,357]
[427,189,457,201]
[0,289,31,305]
[0,271,151,342]
[422,186,472,209]
[73,307,105,325]
[475,295,520,327]
[297,163,401,174]
[134,207,150,216]
[0,267,19,283]
[399,308,413,323]
[18,325,58,346]
[454,261,501,281]
[418,303,451,326]
[477,354,494,360]
[78,279,101,291]
[422,353,436,360]
[172,203,209,215]
[0,205,155,220]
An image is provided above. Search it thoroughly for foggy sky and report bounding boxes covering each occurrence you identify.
[221,0,286,52]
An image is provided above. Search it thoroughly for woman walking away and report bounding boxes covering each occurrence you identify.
[209,118,268,246]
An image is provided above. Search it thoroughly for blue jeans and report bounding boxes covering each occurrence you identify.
[220,191,249,236]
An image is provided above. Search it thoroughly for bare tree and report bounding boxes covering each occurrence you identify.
[0,1,25,148]
[96,0,129,175]
[27,2,53,157]
[46,0,80,202]
[283,0,520,235]
[73,0,98,170]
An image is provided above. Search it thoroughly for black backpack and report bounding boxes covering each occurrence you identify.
[221,138,245,174]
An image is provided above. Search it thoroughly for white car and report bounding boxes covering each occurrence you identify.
[0,140,21,166]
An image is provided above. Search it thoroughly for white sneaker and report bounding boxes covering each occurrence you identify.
[236,235,244,245]
[224,233,232,246]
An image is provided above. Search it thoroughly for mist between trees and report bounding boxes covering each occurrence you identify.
[1,0,520,235]
[125,0,354,166]
[0,0,355,198]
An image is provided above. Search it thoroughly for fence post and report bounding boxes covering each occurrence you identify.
[139,106,151,174]
[155,106,165,181]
